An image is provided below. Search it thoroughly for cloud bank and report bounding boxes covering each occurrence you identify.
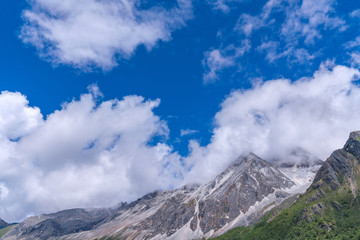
[183,65,360,184]
[0,89,180,222]
[20,0,193,70]
[0,92,43,140]
[1,65,360,222]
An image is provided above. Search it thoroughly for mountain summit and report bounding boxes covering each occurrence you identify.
[214,131,360,240]
[3,152,317,240]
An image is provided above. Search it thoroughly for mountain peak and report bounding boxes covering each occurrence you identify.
[312,130,360,191]
[5,152,301,240]
[227,152,269,170]
[349,130,360,141]
[212,138,360,240]
[344,130,360,159]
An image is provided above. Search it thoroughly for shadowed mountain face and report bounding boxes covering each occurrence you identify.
[3,152,321,240]
[0,219,8,229]
[2,209,114,240]
[213,131,360,240]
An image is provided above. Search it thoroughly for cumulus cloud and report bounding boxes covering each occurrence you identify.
[202,41,250,83]
[183,65,360,184]
[0,91,43,140]
[20,0,193,70]
[2,65,360,222]
[0,88,183,222]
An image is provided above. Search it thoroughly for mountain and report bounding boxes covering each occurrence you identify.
[0,219,8,230]
[213,131,360,240]
[2,152,320,240]
[3,208,114,240]
[0,219,14,239]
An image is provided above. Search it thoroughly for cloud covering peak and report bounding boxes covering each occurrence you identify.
[183,65,360,184]
[1,65,360,222]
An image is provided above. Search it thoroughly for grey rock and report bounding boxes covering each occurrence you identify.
[196,153,295,234]
[312,131,360,191]
[4,208,114,240]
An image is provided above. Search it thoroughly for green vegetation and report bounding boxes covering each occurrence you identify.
[212,155,360,240]
[212,189,360,239]
[0,225,16,238]
[188,198,196,207]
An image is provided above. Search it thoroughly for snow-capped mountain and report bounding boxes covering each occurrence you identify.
[3,152,322,240]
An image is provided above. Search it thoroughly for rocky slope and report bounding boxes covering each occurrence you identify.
[213,131,360,240]
[3,152,321,240]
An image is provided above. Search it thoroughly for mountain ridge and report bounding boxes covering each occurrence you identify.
[2,151,320,240]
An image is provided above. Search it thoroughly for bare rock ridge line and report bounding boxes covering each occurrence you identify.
[312,130,360,192]
[3,148,324,240]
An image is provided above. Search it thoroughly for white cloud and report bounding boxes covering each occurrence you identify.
[183,65,360,184]
[202,41,250,83]
[180,129,198,137]
[207,0,243,13]
[2,65,360,222]
[0,91,43,140]
[350,9,360,18]
[349,52,360,67]
[202,49,236,83]
[237,0,345,44]
[344,36,360,49]
[235,0,282,36]
[257,41,283,62]
[234,0,345,63]
[0,88,183,222]
[281,0,346,44]
[20,0,193,70]
[292,48,316,63]
[257,41,315,63]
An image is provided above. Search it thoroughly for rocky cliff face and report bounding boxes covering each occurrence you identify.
[312,131,360,192]
[3,153,321,240]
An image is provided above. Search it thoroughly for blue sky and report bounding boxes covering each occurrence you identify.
[2,0,360,221]
[2,0,360,152]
